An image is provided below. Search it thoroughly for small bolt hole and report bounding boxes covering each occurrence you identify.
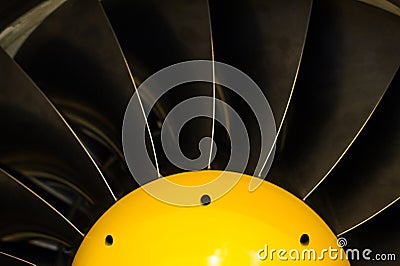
[105,235,113,246]
[300,234,310,246]
[200,194,211,206]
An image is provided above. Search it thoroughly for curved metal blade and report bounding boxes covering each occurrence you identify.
[102,0,219,176]
[0,251,36,266]
[0,47,115,229]
[14,0,137,196]
[209,0,313,127]
[0,0,43,32]
[339,201,399,266]
[102,0,214,81]
[358,0,400,16]
[205,0,313,175]
[0,169,80,265]
[306,72,400,235]
[268,0,400,197]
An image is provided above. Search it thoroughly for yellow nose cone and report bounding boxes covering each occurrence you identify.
[73,170,350,265]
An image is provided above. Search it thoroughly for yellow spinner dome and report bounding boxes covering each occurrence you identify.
[73,170,350,265]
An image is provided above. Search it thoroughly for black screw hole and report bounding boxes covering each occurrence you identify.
[105,235,113,246]
[300,234,310,246]
[200,194,211,206]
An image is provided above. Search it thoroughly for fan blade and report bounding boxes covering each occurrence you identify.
[0,0,43,31]
[0,168,81,265]
[340,201,399,266]
[0,251,36,266]
[0,0,65,57]
[268,0,400,197]
[102,0,214,81]
[358,0,400,16]
[14,0,137,196]
[305,71,400,235]
[0,47,115,230]
[209,0,312,127]
[204,0,313,176]
[102,0,219,176]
